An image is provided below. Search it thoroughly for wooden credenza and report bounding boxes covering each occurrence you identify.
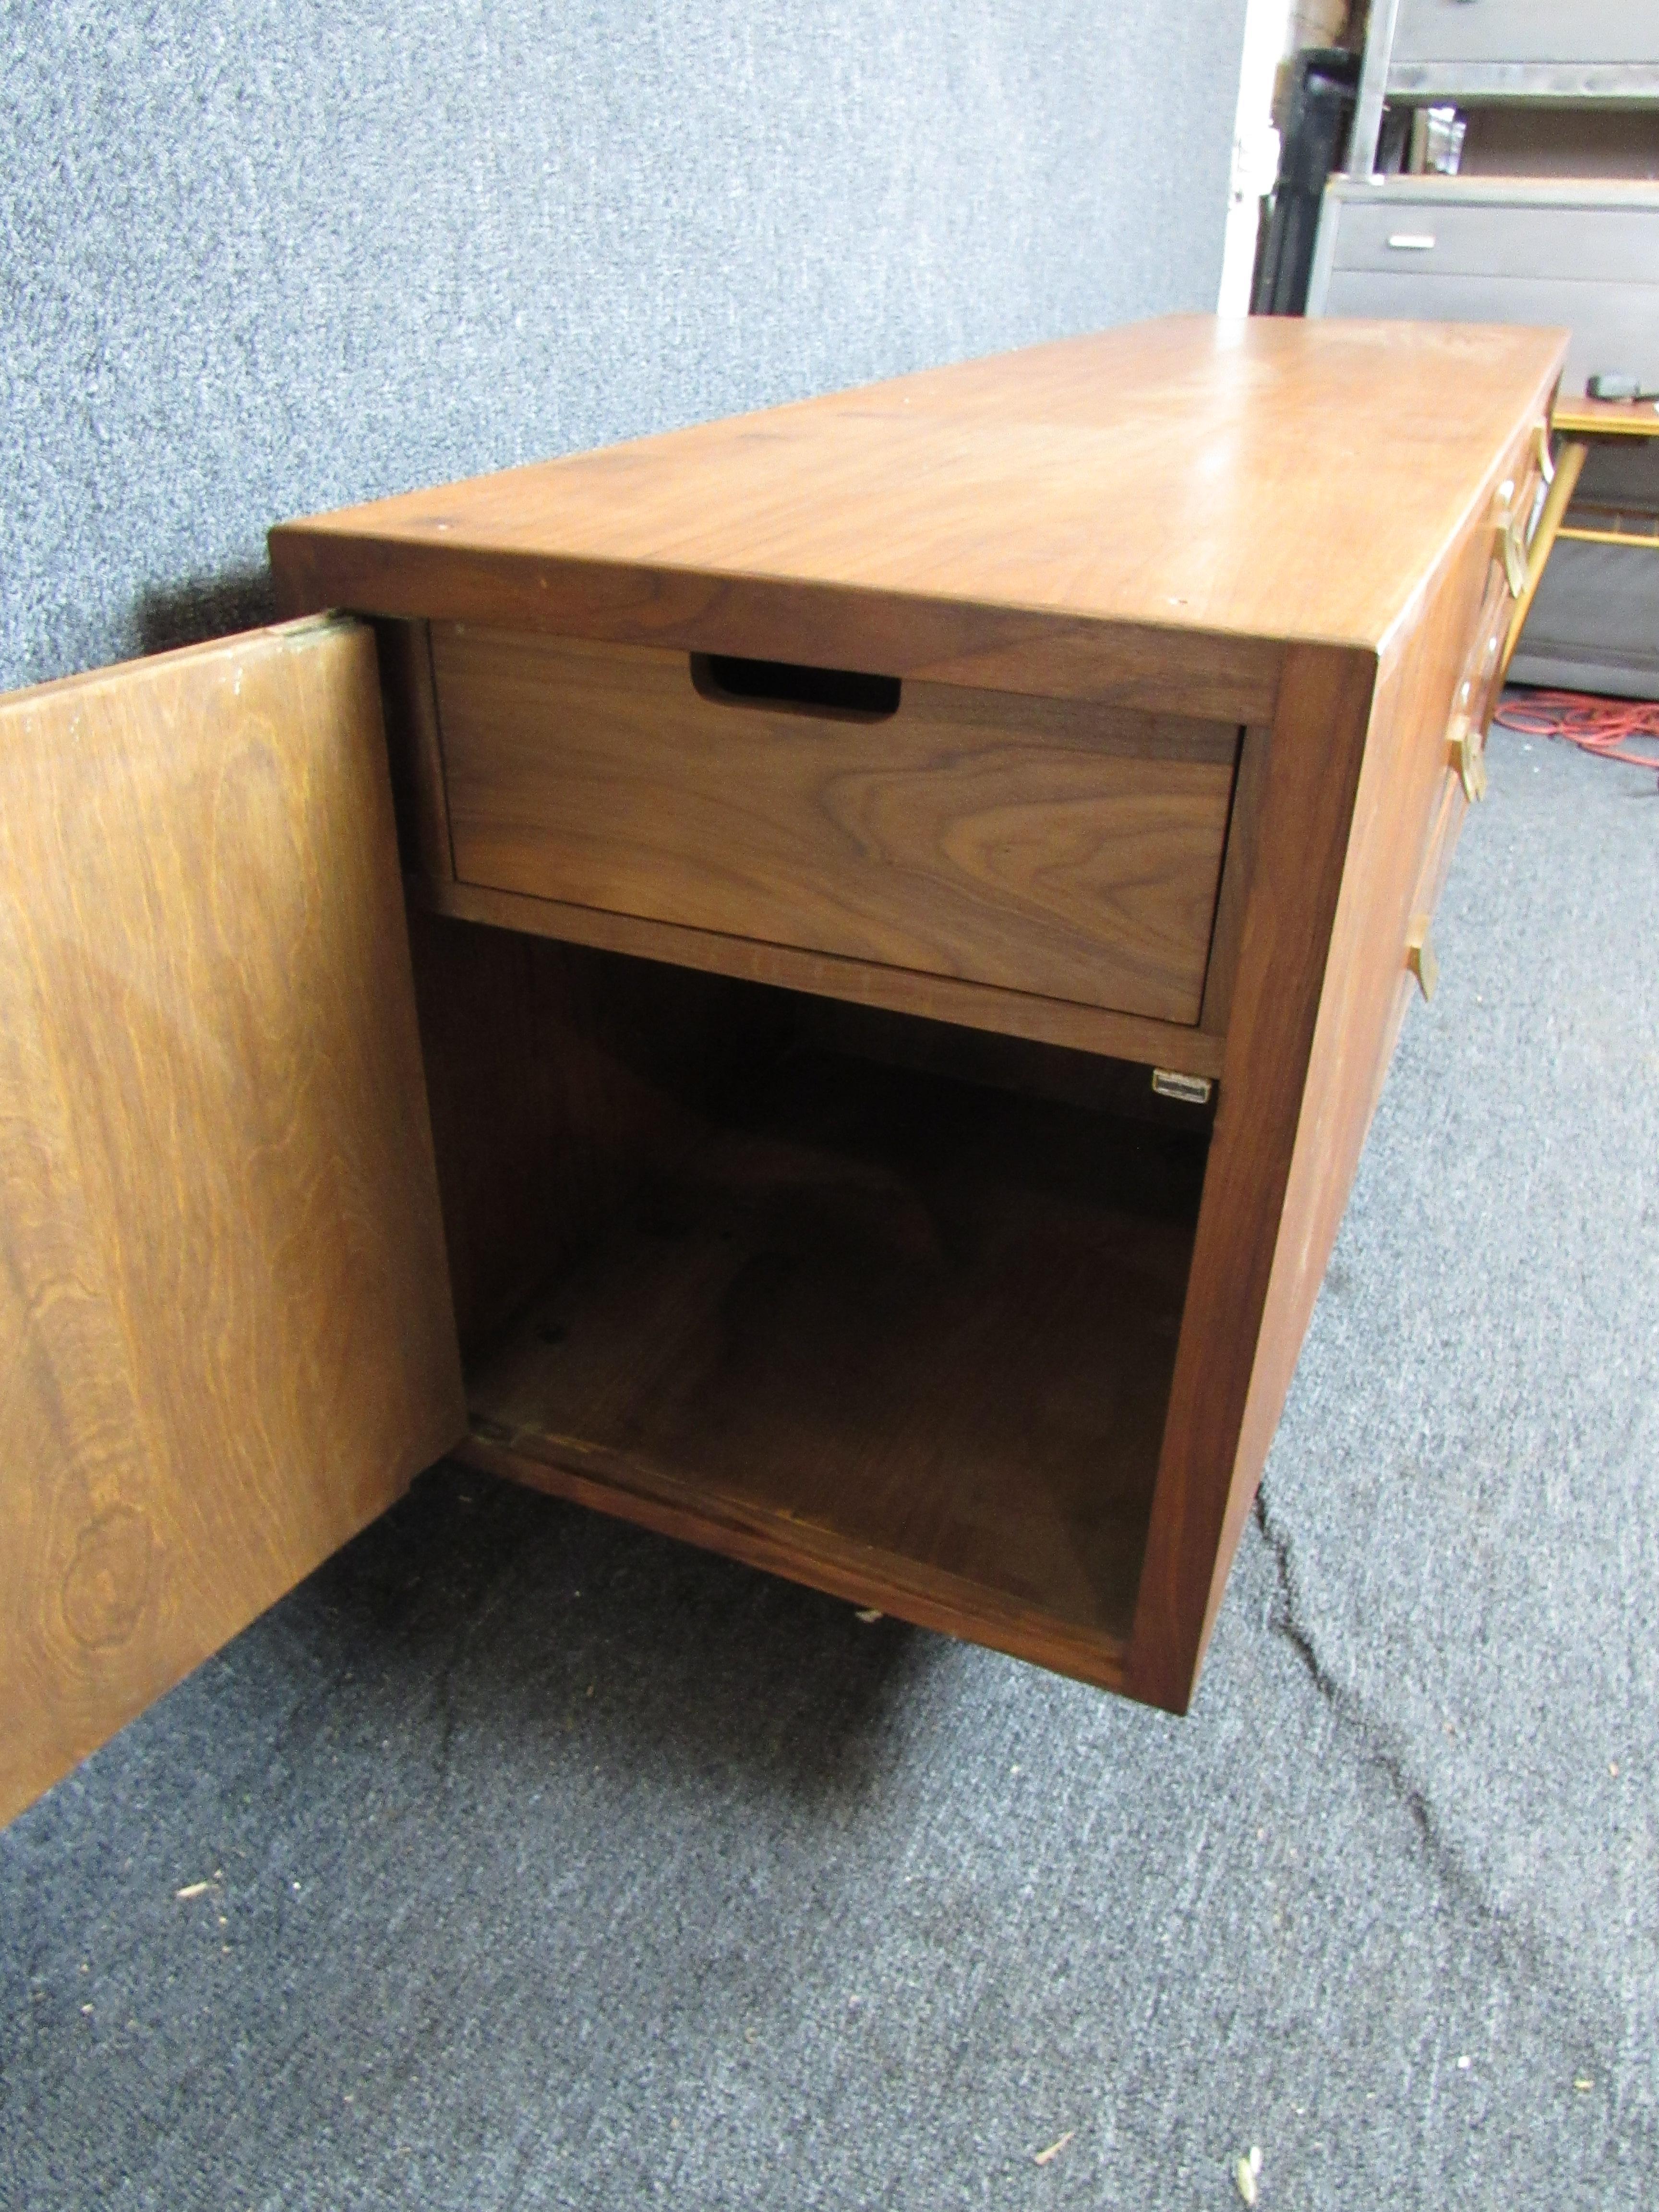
[0,315,1566,1827]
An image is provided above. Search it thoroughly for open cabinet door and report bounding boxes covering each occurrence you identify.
[0,617,466,1827]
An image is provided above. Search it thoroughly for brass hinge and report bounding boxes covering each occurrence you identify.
[1151,1068,1214,1106]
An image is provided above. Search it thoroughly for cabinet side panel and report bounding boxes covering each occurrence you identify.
[1202,524,1503,1622]
[1132,492,1508,1711]
[0,620,464,1827]
[1130,645,1378,1711]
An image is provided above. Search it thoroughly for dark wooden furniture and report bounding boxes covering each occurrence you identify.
[0,316,1567,1828]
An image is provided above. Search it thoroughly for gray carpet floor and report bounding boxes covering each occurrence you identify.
[1,721,1654,2210]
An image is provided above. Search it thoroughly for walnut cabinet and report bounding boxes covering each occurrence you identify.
[0,316,1566,1827]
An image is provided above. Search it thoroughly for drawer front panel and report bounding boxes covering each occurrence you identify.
[1393,0,1658,68]
[1326,201,1659,286]
[1319,269,1658,396]
[433,628,1239,1026]
[1412,768,1468,958]
[1462,558,1515,734]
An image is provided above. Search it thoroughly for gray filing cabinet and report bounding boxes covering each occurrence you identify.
[1307,177,1659,399]
[1310,153,1659,696]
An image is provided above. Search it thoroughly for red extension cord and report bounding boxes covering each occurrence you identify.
[1494,688,1659,782]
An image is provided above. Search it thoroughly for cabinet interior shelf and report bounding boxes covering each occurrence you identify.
[440,941,1211,1687]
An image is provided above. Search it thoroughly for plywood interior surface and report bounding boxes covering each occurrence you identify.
[272,317,1565,659]
[463,1043,1207,1645]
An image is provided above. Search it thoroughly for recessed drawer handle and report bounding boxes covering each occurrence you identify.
[691,653,902,722]
[1386,233,1437,251]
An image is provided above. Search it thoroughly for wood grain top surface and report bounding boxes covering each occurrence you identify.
[276,316,1564,657]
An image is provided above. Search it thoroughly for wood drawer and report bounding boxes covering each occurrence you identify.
[1451,552,1516,748]
[1412,766,1467,964]
[432,627,1240,1027]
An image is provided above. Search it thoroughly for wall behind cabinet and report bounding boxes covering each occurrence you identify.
[2,0,1247,693]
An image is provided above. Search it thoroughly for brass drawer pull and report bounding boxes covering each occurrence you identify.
[1446,710,1487,803]
[1498,513,1528,597]
[1406,919,1438,1002]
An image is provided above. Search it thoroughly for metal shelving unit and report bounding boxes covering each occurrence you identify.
[1311,0,1659,697]
[1348,1,1659,177]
